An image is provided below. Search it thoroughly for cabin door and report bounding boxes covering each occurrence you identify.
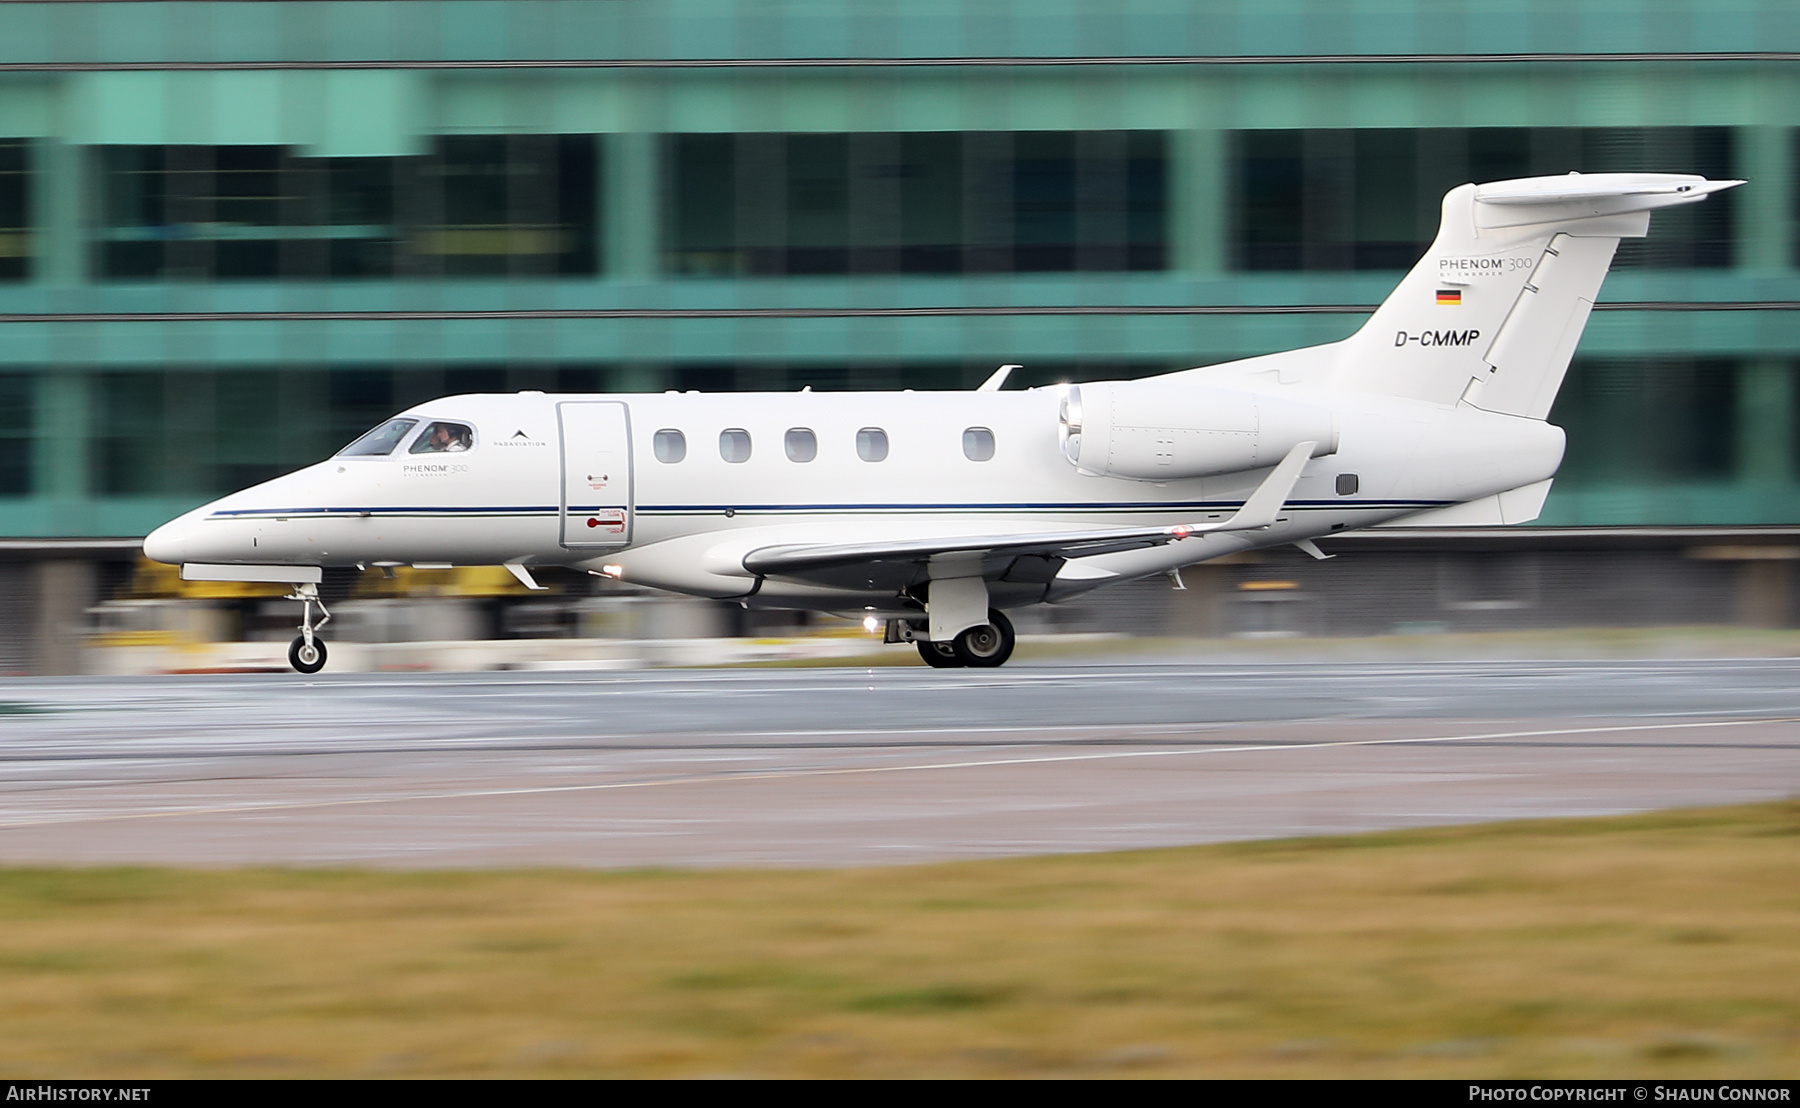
[557,401,634,549]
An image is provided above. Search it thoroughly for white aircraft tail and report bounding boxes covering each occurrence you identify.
[1333,173,1741,418]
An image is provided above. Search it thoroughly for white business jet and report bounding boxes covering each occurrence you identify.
[145,172,1739,672]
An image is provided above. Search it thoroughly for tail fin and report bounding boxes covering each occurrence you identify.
[1333,173,1741,418]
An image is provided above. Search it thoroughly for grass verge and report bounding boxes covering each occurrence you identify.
[1,802,1797,1077]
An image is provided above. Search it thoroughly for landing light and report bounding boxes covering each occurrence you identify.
[600,564,624,579]
[863,615,881,633]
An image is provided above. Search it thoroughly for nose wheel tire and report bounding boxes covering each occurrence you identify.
[953,609,1016,668]
[288,635,328,674]
[917,640,964,668]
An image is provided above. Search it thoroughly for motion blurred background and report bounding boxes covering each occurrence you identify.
[1,0,1798,674]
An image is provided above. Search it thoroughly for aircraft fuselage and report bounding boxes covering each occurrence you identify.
[143,171,1739,670]
[145,382,1564,615]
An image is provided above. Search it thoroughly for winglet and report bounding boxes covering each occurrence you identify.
[1206,440,1314,532]
[978,364,1021,391]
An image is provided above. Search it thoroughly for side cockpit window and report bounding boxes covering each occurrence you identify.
[339,418,418,457]
[409,421,475,454]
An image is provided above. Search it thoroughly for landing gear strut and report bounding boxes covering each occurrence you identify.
[286,583,331,674]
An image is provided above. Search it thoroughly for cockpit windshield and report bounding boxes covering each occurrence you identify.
[339,418,419,457]
[409,421,474,454]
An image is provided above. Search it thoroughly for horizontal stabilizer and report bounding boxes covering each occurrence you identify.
[1475,174,1743,205]
[1473,172,1743,231]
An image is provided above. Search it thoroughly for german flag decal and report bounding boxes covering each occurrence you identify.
[1436,289,1462,305]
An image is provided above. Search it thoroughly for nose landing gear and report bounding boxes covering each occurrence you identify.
[285,583,331,674]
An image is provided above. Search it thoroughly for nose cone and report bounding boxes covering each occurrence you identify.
[142,514,196,566]
[144,500,225,566]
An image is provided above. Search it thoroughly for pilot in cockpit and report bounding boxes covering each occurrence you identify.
[413,422,472,454]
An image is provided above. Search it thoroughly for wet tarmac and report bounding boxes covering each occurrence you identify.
[0,659,1796,868]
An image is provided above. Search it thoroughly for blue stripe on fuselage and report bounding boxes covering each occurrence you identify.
[210,499,1449,519]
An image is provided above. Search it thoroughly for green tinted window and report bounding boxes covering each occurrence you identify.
[94,136,597,281]
[1232,127,1736,271]
[0,374,30,495]
[670,131,1165,276]
[1550,359,1738,483]
[0,140,24,283]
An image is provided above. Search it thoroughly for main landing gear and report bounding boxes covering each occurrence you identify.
[285,583,331,674]
[916,640,962,668]
[909,609,1016,669]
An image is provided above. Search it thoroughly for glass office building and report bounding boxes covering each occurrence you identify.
[0,0,1795,542]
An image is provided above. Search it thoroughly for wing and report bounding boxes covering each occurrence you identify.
[739,440,1315,592]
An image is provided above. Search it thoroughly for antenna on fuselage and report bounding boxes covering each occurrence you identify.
[978,364,1021,391]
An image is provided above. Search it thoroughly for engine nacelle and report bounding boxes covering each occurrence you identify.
[1058,381,1339,481]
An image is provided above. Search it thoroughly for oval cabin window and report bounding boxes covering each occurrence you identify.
[719,428,752,463]
[856,427,888,462]
[654,429,686,463]
[785,428,817,462]
[963,427,995,461]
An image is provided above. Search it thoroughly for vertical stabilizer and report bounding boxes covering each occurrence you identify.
[1464,232,1614,419]
[1332,173,1741,416]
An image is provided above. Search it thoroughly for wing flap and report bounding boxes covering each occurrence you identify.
[741,439,1315,585]
[742,524,1174,578]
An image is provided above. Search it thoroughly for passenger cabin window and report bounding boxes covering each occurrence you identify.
[720,428,752,463]
[339,418,418,457]
[785,428,817,462]
[856,427,888,462]
[409,421,474,454]
[654,429,686,463]
[963,427,995,461]
[1336,473,1360,495]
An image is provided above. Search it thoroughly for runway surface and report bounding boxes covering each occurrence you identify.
[1,658,1798,867]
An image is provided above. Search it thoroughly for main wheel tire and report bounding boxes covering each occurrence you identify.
[953,609,1016,668]
[288,635,328,674]
[916,639,964,668]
